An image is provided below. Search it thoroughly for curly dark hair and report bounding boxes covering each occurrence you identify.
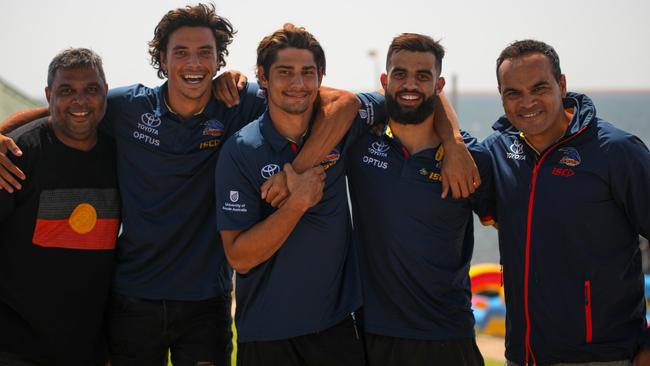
[148,3,235,79]
[496,39,562,86]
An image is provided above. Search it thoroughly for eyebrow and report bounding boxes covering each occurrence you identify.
[171,44,215,50]
[502,80,550,93]
[274,65,317,71]
[391,67,433,76]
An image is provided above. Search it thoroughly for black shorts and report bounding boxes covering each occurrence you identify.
[365,333,485,366]
[237,313,364,366]
[0,352,41,366]
[108,292,233,366]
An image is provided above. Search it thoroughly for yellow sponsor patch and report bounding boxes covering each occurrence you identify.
[199,138,221,149]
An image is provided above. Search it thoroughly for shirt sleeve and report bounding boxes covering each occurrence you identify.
[606,134,650,351]
[472,135,497,226]
[0,149,29,222]
[215,138,262,231]
[100,86,130,137]
[342,92,386,152]
[0,188,14,222]
[234,82,268,129]
[608,134,650,238]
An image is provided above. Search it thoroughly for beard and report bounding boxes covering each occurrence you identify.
[385,91,436,125]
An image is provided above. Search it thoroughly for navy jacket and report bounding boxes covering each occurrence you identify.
[482,92,650,365]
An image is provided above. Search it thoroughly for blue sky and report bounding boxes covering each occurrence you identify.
[1,0,648,100]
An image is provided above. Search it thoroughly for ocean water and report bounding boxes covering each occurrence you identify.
[459,92,650,264]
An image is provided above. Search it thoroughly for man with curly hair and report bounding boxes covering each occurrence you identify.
[0,4,362,366]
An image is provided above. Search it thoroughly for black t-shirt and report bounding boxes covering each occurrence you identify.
[0,118,119,365]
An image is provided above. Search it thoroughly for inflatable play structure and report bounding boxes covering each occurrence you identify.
[470,264,650,336]
[470,263,506,337]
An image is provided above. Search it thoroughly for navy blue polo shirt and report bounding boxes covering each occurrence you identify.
[215,92,384,342]
[101,82,266,300]
[346,125,493,341]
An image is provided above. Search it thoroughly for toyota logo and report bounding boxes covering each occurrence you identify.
[371,141,390,153]
[141,113,162,128]
[260,164,281,179]
[509,139,524,154]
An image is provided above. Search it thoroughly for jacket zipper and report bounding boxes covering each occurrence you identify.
[584,280,593,343]
[521,125,588,365]
[350,312,360,340]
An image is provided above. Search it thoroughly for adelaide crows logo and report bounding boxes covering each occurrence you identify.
[202,119,225,137]
[558,147,581,167]
[320,148,341,170]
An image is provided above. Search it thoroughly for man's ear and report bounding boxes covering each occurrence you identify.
[257,65,269,89]
[380,73,388,91]
[559,74,567,97]
[45,86,51,103]
[435,77,446,94]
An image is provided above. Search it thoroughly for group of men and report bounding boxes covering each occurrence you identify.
[0,3,648,366]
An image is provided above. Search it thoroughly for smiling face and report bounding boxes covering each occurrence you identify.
[258,47,322,117]
[160,26,219,108]
[382,50,445,124]
[498,52,568,149]
[46,66,107,149]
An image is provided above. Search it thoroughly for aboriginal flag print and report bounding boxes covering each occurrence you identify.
[32,188,120,250]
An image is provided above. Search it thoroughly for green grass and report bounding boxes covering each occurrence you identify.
[485,358,503,366]
[231,321,238,365]
[166,322,237,366]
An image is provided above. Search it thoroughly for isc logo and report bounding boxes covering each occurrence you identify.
[551,167,575,177]
[199,139,220,149]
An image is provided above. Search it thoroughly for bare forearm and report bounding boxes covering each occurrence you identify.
[433,91,462,144]
[222,205,306,274]
[434,91,481,199]
[0,107,49,134]
[292,88,360,172]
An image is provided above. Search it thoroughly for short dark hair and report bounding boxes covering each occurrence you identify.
[496,39,562,85]
[47,48,106,88]
[386,33,445,74]
[148,3,235,79]
[256,23,326,81]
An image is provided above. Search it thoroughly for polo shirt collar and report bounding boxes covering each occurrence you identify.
[383,122,441,161]
[259,111,313,153]
[153,82,218,121]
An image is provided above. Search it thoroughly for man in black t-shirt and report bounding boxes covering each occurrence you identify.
[0,48,119,366]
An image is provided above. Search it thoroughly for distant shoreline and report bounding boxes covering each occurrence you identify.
[349,89,650,96]
[451,89,650,96]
